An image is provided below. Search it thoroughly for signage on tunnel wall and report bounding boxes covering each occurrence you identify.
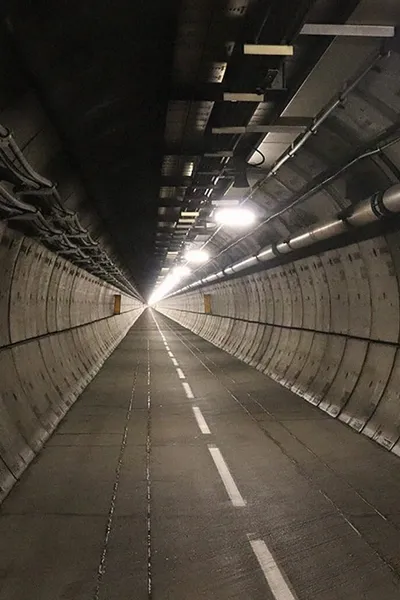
[204,294,212,314]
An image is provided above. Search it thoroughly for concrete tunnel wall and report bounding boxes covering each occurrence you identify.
[0,222,143,502]
[157,231,400,457]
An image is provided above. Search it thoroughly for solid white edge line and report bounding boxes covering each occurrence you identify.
[208,445,246,507]
[171,358,179,366]
[248,537,298,600]
[176,368,185,379]
[182,382,194,399]
[192,406,211,435]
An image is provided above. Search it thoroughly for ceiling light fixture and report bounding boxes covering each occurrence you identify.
[243,44,294,56]
[213,207,256,227]
[172,265,191,278]
[148,265,191,305]
[184,249,209,264]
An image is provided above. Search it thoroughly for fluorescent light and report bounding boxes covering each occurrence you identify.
[213,207,256,227]
[184,249,209,264]
[243,44,293,55]
[148,265,191,305]
[173,265,191,278]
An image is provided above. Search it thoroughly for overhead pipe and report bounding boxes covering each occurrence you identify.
[251,184,400,265]
[170,184,400,296]
[267,50,388,177]
[191,48,391,281]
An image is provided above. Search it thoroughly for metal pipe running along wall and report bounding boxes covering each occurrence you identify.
[156,219,400,456]
[178,184,400,291]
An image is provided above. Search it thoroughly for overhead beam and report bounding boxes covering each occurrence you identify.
[223,92,265,102]
[171,83,286,103]
[300,23,395,37]
[212,118,312,135]
[204,151,234,157]
[243,44,294,55]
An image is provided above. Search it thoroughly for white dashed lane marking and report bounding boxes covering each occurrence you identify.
[208,445,246,507]
[182,382,194,399]
[192,407,211,435]
[152,310,300,600]
[248,536,298,600]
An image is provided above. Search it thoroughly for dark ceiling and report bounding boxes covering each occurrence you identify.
[5,0,181,293]
[1,0,399,298]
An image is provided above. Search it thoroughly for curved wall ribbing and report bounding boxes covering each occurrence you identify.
[0,222,143,501]
[157,232,400,456]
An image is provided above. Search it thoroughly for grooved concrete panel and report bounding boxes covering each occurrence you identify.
[0,224,144,502]
[364,350,400,450]
[321,251,348,334]
[341,244,371,338]
[0,225,22,347]
[157,232,400,456]
[361,238,400,343]
[309,257,330,331]
[46,258,64,332]
[9,238,38,342]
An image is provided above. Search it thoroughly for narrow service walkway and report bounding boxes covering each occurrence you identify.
[1,309,400,599]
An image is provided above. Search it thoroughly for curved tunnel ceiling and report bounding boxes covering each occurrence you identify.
[0,0,399,298]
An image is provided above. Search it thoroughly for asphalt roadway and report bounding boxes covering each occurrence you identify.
[1,309,400,599]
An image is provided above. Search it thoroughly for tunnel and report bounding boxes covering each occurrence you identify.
[1,1,400,599]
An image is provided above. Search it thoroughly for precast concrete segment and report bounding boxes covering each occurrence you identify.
[156,231,400,456]
[0,224,22,346]
[150,313,400,597]
[0,223,144,502]
[0,326,151,599]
